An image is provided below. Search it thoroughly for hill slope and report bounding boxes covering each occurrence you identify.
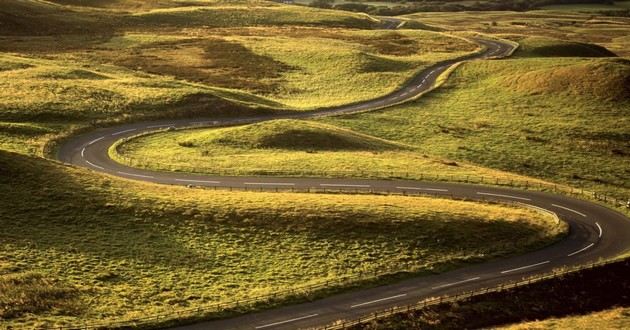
[514,37,618,58]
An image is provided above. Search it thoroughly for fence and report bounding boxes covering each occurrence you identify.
[321,257,629,329]
[45,197,571,330]
[49,255,628,330]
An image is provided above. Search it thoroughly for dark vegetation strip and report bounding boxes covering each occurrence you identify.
[348,259,630,329]
[308,0,621,16]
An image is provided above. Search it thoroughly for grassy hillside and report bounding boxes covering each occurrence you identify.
[323,56,630,198]
[110,119,548,185]
[513,36,618,57]
[0,0,378,36]
[324,58,630,198]
[0,150,565,328]
[0,1,478,160]
[0,0,112,35]
[113,53,630,197]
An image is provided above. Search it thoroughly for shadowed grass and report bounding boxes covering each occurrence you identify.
[0,150,565,328]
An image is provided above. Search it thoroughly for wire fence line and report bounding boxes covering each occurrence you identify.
[320,257,630,330]
[49,255,629,330]
[111,160,629,215]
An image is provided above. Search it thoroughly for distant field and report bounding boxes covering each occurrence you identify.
[541,1,630,11]
[405,9,630,56]
[0,150,566,328]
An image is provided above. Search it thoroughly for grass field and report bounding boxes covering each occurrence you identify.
[0,1,628,328]
[316,39,630,198]
[112,38,630,198]
[111,119,548,186]
[0,150,566,328]
[0,0,478,159]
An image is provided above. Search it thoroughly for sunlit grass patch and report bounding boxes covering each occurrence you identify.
[111,119,547,186]
[322,57,630,198]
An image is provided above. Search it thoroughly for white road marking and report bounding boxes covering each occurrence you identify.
[551,204,587,217]
[175,179,220,184]
[432,277,480,289]
[85,160,104,170]
[112,128,136,136]
[396,186,448,192]
[81,147,86,158]
[254,314,319,329]
[147,124,173,129]
[350,293,407,308]
[87,136,105,145]
[320,183,370,188]
[501,261,550,274]
[567,243,595,257]
[596,222,603,238]
[244,182,295,186]
[477,192,531,201]
[117,171,154,179]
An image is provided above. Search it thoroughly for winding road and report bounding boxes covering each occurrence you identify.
[55,33,630,330]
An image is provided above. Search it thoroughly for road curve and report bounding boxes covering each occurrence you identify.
[55,36,630,330]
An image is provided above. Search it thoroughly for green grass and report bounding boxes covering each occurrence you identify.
[321,57,630,198]
[0,150,566,328]
[110,119,548,185]
[0,1,477,158]
[498,307,630,329]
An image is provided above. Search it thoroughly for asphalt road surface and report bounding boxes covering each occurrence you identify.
[56,33,630,330]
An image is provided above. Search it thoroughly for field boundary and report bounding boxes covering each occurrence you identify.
[104,143,630,216]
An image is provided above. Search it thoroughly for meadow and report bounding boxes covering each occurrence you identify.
[500,307,630,329]
[322,51,630,199]
[0,0,477,158]
[111,119,548,186]
[114,36,630,199]
[0,150,566,328]
[0,1,628,328]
